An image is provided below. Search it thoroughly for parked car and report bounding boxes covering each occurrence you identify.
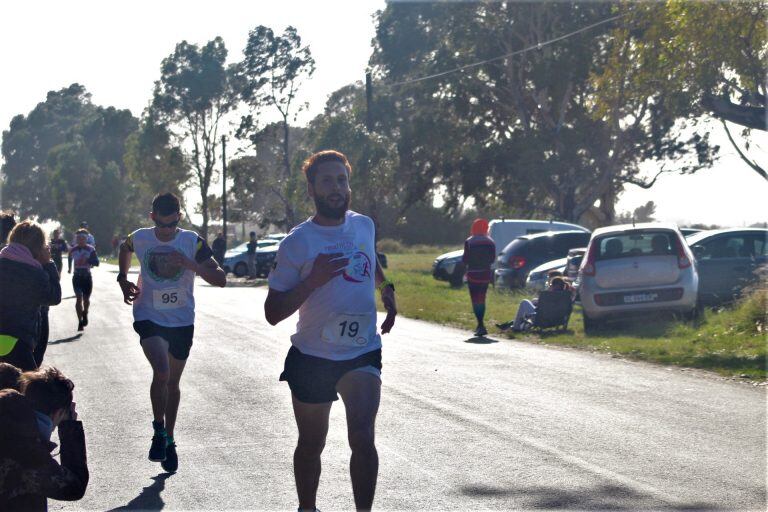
[495,230,592,288]
[432,249,466,287]
[680,228,703,237]
[488,219,589,260]
[525,257,567,292]
[222,239,280,277]
[432,219,589,286]
[686,228,768,306]
[565,247,586,281]
[578,223,698,331]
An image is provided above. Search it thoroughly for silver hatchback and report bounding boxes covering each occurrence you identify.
[578,223,698,330]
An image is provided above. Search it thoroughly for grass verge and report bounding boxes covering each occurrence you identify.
[378,252,767,381]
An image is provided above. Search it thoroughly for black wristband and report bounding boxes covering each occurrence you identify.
[117,272,127,282]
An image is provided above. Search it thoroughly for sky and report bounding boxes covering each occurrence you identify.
[1,0,765,228]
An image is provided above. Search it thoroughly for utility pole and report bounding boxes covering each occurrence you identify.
[221,135,228,244]
[365,72,373,132]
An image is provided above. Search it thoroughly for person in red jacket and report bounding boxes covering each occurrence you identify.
[462,218,496,336]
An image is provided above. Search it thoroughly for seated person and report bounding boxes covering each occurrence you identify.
[497,277,572,332]
[604,238,623,259]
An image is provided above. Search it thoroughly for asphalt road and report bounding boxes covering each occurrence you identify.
[43,266,765,511]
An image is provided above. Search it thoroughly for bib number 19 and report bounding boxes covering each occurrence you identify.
[338,320,359,339]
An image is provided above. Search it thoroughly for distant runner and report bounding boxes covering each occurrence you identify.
[49,229,69,278]
[265,150,397,511]
[68,229,99,332]
[118,193,226,473]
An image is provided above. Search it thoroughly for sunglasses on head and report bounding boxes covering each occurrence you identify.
[154,218,179,229]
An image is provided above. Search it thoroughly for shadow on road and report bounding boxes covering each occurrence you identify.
[464,336,498,344]
[107,473,172,511]
[459,483,722,510]
[48,333,83,345]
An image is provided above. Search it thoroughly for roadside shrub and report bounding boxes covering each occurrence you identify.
[377,238,405,253]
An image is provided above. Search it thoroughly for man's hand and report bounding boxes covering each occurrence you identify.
[305,252,348,291]
[119,279,140,305]
[380,285,397,334]
[168,250,198,272]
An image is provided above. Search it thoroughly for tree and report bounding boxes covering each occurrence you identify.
[151,37,240,239]
[370,2,719,225]
[594,1,767,179]
[238,25,315,228]
[616,200,656,224]
[123,116,190,227]
[1,84,94,218]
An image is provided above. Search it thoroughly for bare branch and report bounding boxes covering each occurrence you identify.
[721,120,768,181]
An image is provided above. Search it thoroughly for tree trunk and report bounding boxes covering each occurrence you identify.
[200,191,209,240]
[282,119,295,228]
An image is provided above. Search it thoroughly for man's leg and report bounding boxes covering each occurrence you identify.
[292,395,332,511]
[141,336,171,423]
[336,370,381,511]
[512,299,536,331]
[164,354,188,439]
[75,295,83,323]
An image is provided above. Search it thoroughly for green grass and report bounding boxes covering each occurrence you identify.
[101,255,139,267]
[378,251,768,380]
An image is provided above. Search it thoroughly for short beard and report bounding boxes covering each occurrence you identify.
[315,194,350,220]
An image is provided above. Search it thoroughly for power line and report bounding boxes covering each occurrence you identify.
[380,12,627,90]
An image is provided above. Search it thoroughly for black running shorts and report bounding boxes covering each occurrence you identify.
[133,320,194,360]
[279,346,382,404]
[72,272,93,297]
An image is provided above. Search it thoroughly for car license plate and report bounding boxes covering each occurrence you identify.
[623,292,659,304]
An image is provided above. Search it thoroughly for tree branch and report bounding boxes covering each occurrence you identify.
[721,120,768,181]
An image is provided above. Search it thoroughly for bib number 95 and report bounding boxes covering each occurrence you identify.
[153,289,185,310]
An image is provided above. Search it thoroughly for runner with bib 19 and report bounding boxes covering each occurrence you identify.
[265,150,397,512]
[117,193,226,473]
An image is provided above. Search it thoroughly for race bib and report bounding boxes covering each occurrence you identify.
[321,313,373,347]
[152,288,186,310]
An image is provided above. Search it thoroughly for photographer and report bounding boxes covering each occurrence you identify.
[0,367,88,511]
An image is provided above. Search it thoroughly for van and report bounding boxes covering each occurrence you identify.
[488,219,589,257]
[432,219,588,286]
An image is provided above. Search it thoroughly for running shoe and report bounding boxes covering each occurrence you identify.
[149,423,167,462]
[496,322,512,331]
[474,326,488,337]
[161,441,177,472]
[82,312,88,326]
[77,320,84,332]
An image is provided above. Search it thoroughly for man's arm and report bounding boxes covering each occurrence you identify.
[375,253,397,334]
[117,241,140,305]
[264,252,348,326]
[195,257,226,287]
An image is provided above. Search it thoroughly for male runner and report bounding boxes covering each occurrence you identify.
[68,229,99,332]
[49,229,69,278]
[265,150,397,512]
[118,192,225,473]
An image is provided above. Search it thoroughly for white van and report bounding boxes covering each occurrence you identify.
[488,219,589,255]
[432,219,589,285]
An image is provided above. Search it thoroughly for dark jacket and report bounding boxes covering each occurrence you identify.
[0,420,89,511]
[462,235,496,283]
[0,259,61,348]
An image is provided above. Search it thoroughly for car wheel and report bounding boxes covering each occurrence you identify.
[234,262,248,278]
[449,268,464,288]
[583,313,600,335]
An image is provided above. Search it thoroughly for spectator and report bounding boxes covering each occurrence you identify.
[0,367,88,511]
[1,211,16,248]
[49,229,69,279]
[497,277,572,332]
[211,232,226,266]
[246,231,258,279]
[462,218,496,337]
[0,362,21,390]
[0,222,62,371]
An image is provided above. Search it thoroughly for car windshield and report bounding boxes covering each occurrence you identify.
[595,231,676,260]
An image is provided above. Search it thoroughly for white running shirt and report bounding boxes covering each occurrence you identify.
[125,228,212,327]
[268,211,381,361]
